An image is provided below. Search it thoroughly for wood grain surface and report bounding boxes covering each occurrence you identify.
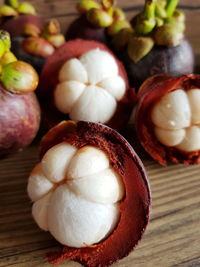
[0,0,200,267]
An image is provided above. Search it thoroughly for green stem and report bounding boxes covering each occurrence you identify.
[143,0,156,19]
[165,0,179,17]
[0,30,11,51]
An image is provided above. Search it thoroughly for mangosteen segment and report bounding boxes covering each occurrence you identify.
[151,88,200,152]
[54,48,126,124]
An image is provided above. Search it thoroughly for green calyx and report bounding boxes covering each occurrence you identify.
[135,0,156,35]
[0,31,11,58]
[111,28,133,51]
[17,2,36,15]
[87,8,113,27]
[78,0,127,29]
[0,0,36,17]
[0,30,39,94]
[22,23,41,37]
[165,0,179,17]
[41,19,65,48]
[128,36,154,63]
[0,51,17,66]
[0,5,18,17]
[155,0,167,18]
[0,61,38,94]
[77,0,101,14]
[5,0,19,9]
[101,0,114,10]
[154,23,184,46]
[107,19,131,36]
[124,0,185,63]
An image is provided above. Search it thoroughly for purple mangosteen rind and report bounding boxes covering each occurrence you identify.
[110,0,194,88]
[1,14,43,37]
[120,38,194,89]
[11,36,46,73]
[65,15,107,44]
[0,85,41,158]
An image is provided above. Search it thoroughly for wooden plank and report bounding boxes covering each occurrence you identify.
[0,145,200,266]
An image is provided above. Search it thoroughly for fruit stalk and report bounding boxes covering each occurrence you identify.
[165,0,179,17]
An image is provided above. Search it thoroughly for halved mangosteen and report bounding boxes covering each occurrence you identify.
[135,74,200,165]
[39,39,135,130]
[27,120,151,266]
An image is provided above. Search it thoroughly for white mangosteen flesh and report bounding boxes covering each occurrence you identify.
[151,88,200,152]
[54,48,126,124]
[27,142,125,247]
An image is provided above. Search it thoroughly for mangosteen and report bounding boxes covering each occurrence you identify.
[0,0,43,35]
[39,39,135,131]
[135,74,200,165]
[111,0,195,89]
[65,0,131,44]
[27,120,151,266]
[0,30,40,158]
[10,19,65,73]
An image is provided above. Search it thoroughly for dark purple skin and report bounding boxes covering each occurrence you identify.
[11,37,46,73]
[1,14,43,37]
[66,15,107,44]
[0,85,41,158]
[119,39,194,89]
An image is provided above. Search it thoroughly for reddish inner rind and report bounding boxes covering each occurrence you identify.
[39,39,136,130]
[2,14,43,37]
[135,74,200,165]
[40,120,151,267]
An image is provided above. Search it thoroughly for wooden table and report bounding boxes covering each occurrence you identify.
[0,1,200,266]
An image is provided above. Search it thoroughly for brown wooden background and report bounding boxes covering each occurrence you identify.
[0,1,200,267]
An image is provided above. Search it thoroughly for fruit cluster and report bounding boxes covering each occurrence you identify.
[0,0,199,266]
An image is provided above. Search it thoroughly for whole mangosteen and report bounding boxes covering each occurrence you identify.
[0,30,40,158]
[66,0,131,44]
[111,0,194,89]
[11,19,65,73]
[0,0,43,36]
